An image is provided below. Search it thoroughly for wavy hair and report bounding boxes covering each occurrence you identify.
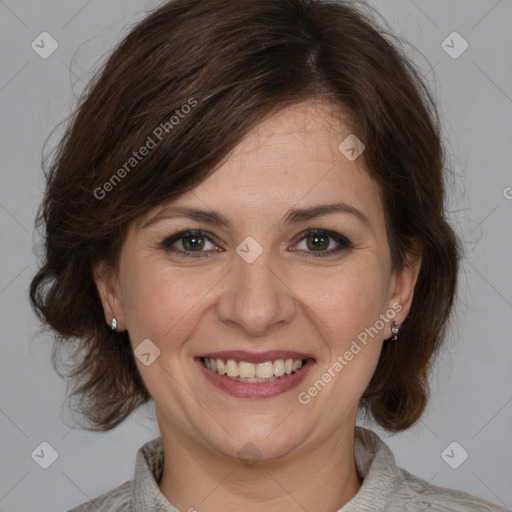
[30,0,460,432]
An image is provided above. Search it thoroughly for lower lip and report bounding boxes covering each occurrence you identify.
[195,358,315,399]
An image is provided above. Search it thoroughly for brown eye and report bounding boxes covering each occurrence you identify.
[292,229,352,258]
[182,234,206,251]
[305,233,330,251]
[161,230,218,257]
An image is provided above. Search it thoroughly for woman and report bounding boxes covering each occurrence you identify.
[29,0,508,510]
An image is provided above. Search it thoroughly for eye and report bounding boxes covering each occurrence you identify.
[160,228,352,259]
[160,230,220,257]
[291,229,352,258]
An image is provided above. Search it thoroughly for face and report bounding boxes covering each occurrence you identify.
[95,98,420,462]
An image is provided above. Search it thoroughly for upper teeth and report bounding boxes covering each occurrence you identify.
[203,358,304,378]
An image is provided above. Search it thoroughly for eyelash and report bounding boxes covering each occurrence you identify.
[159,229,353,259]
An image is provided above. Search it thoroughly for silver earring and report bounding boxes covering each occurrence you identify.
[111,317,117,331]
[390,320,400,341]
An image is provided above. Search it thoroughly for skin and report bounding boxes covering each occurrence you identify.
[94,98,421,512]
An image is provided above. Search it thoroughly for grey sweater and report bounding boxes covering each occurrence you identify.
[68,426,509,511]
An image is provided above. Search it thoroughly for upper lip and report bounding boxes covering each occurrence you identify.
[197,350,315,364]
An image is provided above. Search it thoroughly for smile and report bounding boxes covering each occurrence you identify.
[195,351,316,399]
[201,357,306,382]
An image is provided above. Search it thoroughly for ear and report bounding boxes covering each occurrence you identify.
[384,241,422,338]
[92,261,126,331]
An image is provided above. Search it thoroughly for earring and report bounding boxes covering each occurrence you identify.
[111,317,117,331]
[390,320,400,341]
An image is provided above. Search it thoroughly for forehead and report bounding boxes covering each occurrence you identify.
[138,99,383,230]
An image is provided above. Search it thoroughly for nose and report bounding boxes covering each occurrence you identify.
[216,245,296,337]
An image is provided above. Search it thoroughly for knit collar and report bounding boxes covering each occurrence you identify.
[130,425,400,511]
[340,426,400,511]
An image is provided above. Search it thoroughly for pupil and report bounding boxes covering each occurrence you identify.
[184,236,204,251]
[308,235,328,251]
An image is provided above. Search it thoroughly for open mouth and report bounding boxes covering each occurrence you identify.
[199,357,311,383]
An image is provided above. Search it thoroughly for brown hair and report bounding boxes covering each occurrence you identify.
[30,0,460,432]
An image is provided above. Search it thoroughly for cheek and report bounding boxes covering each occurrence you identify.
[292,259,389,344]
[118,254,222,346]
[293,263,388,408]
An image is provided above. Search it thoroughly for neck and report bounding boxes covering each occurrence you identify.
[157,419,362,512]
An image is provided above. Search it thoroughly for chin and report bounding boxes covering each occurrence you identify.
[199,417,308,464]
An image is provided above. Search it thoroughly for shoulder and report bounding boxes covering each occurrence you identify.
[66,436,165,511]
[351,426,509,512]
[66,479,132,512]
[397,466,510,512]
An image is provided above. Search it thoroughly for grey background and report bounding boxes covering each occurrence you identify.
[1,0,511,511]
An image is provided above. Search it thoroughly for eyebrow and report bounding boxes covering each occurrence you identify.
[142,202,371,230]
